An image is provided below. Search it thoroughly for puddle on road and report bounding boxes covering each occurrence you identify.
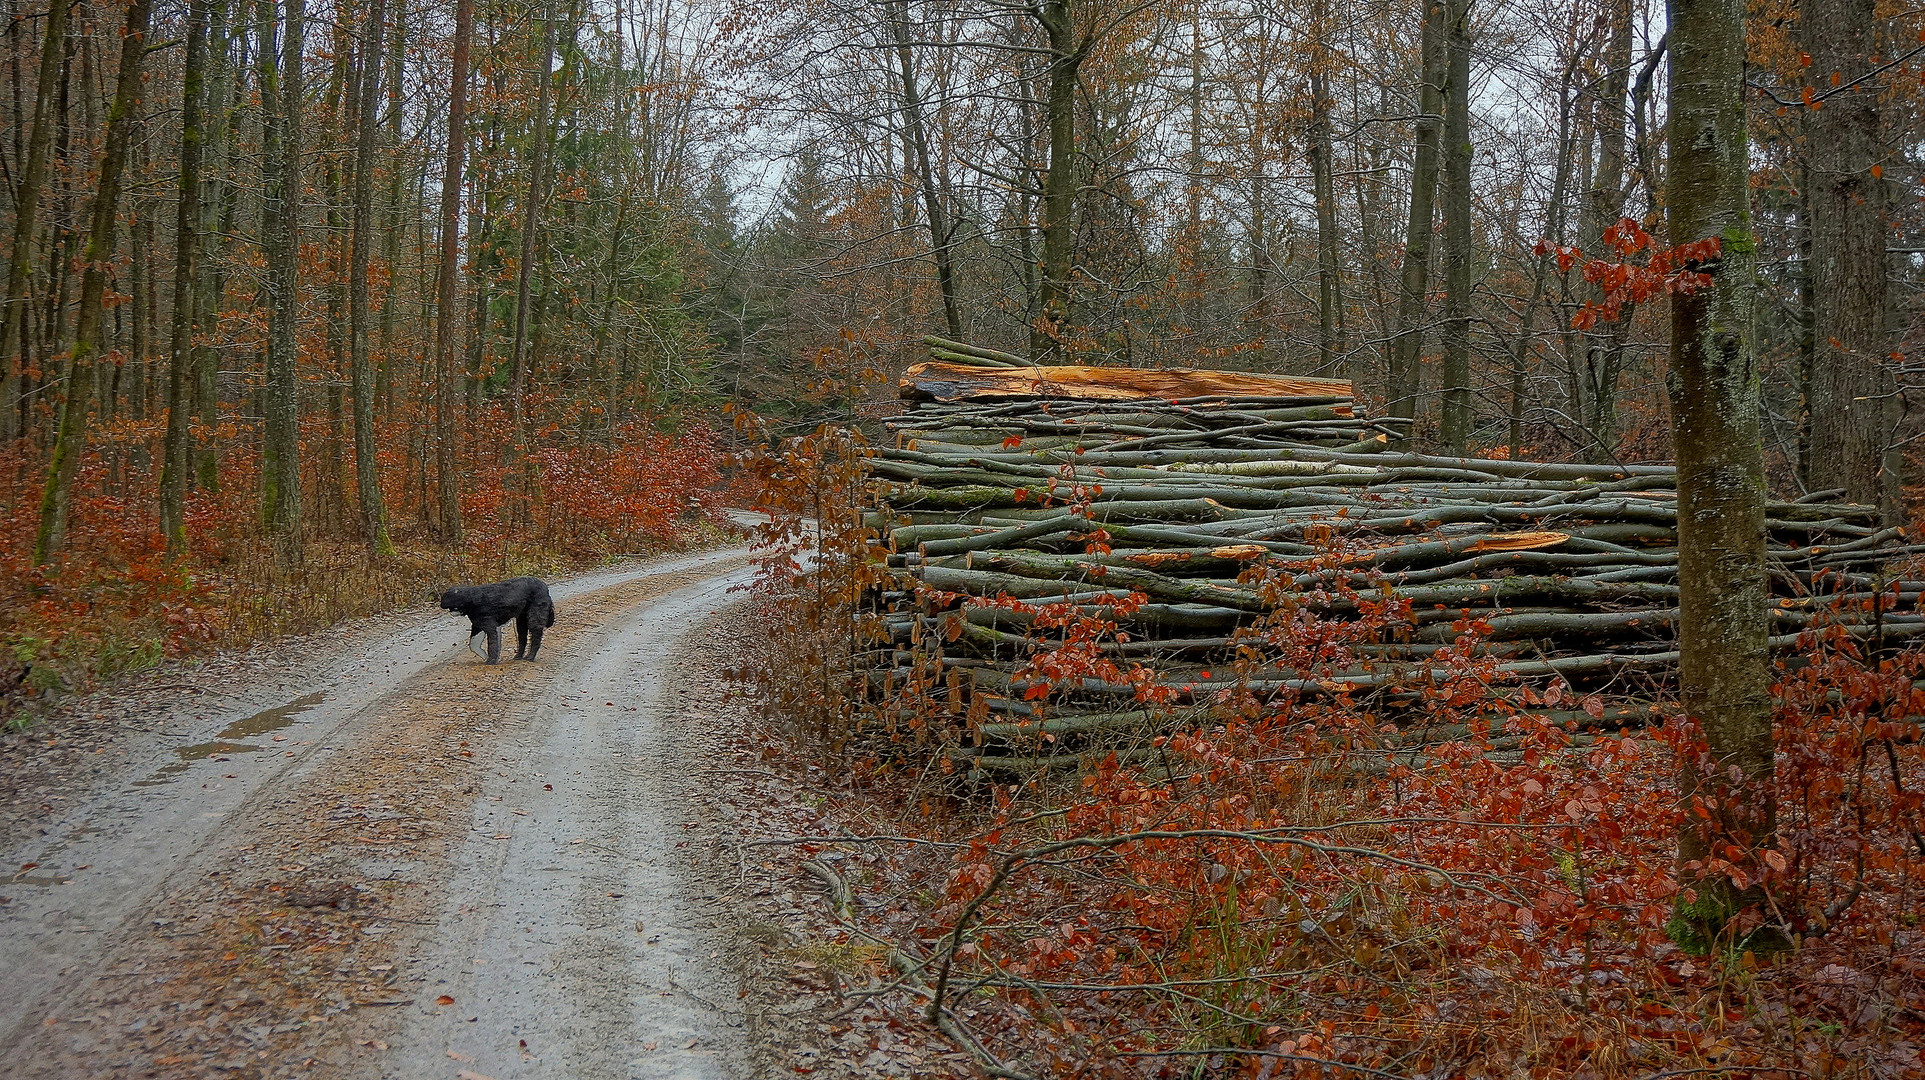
[216,691,328,740]
[133,691,327,788]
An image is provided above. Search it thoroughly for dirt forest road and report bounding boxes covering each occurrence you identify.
[0,546,779,1079]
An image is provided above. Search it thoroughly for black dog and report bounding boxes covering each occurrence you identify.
[438,577,556,664]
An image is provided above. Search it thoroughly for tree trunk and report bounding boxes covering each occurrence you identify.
[433,0,472,541]
[1509,56,1579,460]
[193,0,234,494]
[890,0,961,341]
[1307,0,1345,379]
[260,0,304,559]
[1030,0,1082,361]
[1438,0,1473,452]
[34,0,153,564]
[1665,0,1774,950]
[1804,0,1896,520]
[160,0,212,554]
[1387,0,1446,423]
[1,0,72,444]
[1580,0,1633,462]
[508,0,559,476]
[347,0,393,554]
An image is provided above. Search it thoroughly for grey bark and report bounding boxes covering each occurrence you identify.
[260,0,305,558]
[508,0,560,472]
[347,0,394,554]
[1308,0,1345,379]
[160,0,212,554]
[34,0,154,564]
[1664,0,1774,942]
[433,0,473,540]
[1438,0,1472,452]
[1804,0,1897,520]
[1029,0,1084,360]
[890,0,962,341]
[1387,0,1447,422]
[0,0,71,444]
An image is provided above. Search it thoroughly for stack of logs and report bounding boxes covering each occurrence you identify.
[861,339,1919,774]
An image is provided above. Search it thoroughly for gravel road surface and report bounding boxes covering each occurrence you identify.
[0,547,765,1079]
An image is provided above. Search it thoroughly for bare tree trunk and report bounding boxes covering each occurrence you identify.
[1508,58,1579,460]
[1387,0,1446,423]
[1030,0,1083,360]
[433,0,472,540]
[890,0,961,341]
[1308,0,1345,379]
[1438,0,1472,452]
[1665,0,1774,950]
[35,0,153,564]
[160,0,212,554]
[193,0,235,493]
[260,0,304,559]
[508,0,559,475]
[1580,0,1633,462]
[377,0,405,418]
[1804,0,1896,520]
[1,0,72,444]
[347,0,393,554]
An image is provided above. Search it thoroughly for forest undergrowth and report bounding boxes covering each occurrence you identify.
[740,423,1925,1079]
[0,413,732,727]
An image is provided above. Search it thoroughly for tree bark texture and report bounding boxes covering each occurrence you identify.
[1804,0,1896,520]
[1,0,72,444]
[160,0,211,554]
[348,0,395,555]
[1030,0,1082,361]
[260,0,304,558]
[891,0,962,341]
[1388,0,1446,422]
[1438,0,1473,453]
[1665,0,1773,942]
[434,0,473,541]
[34,0,153,564]
[508,0,560,467]
[1580,0,1633,462]
[1308,0,1345,380]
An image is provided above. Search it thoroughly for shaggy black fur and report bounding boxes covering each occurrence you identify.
[438,577,557,664]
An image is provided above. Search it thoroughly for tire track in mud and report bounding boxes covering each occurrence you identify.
[2,551,756,1080]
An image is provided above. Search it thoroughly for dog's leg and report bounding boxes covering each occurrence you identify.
[514,613,529,660]
[526,626,544,660]
[484,624,503,665]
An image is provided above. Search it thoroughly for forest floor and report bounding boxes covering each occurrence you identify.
[0,545,963,1079]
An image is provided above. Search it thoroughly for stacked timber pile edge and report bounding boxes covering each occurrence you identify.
[859,339,1919,775]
